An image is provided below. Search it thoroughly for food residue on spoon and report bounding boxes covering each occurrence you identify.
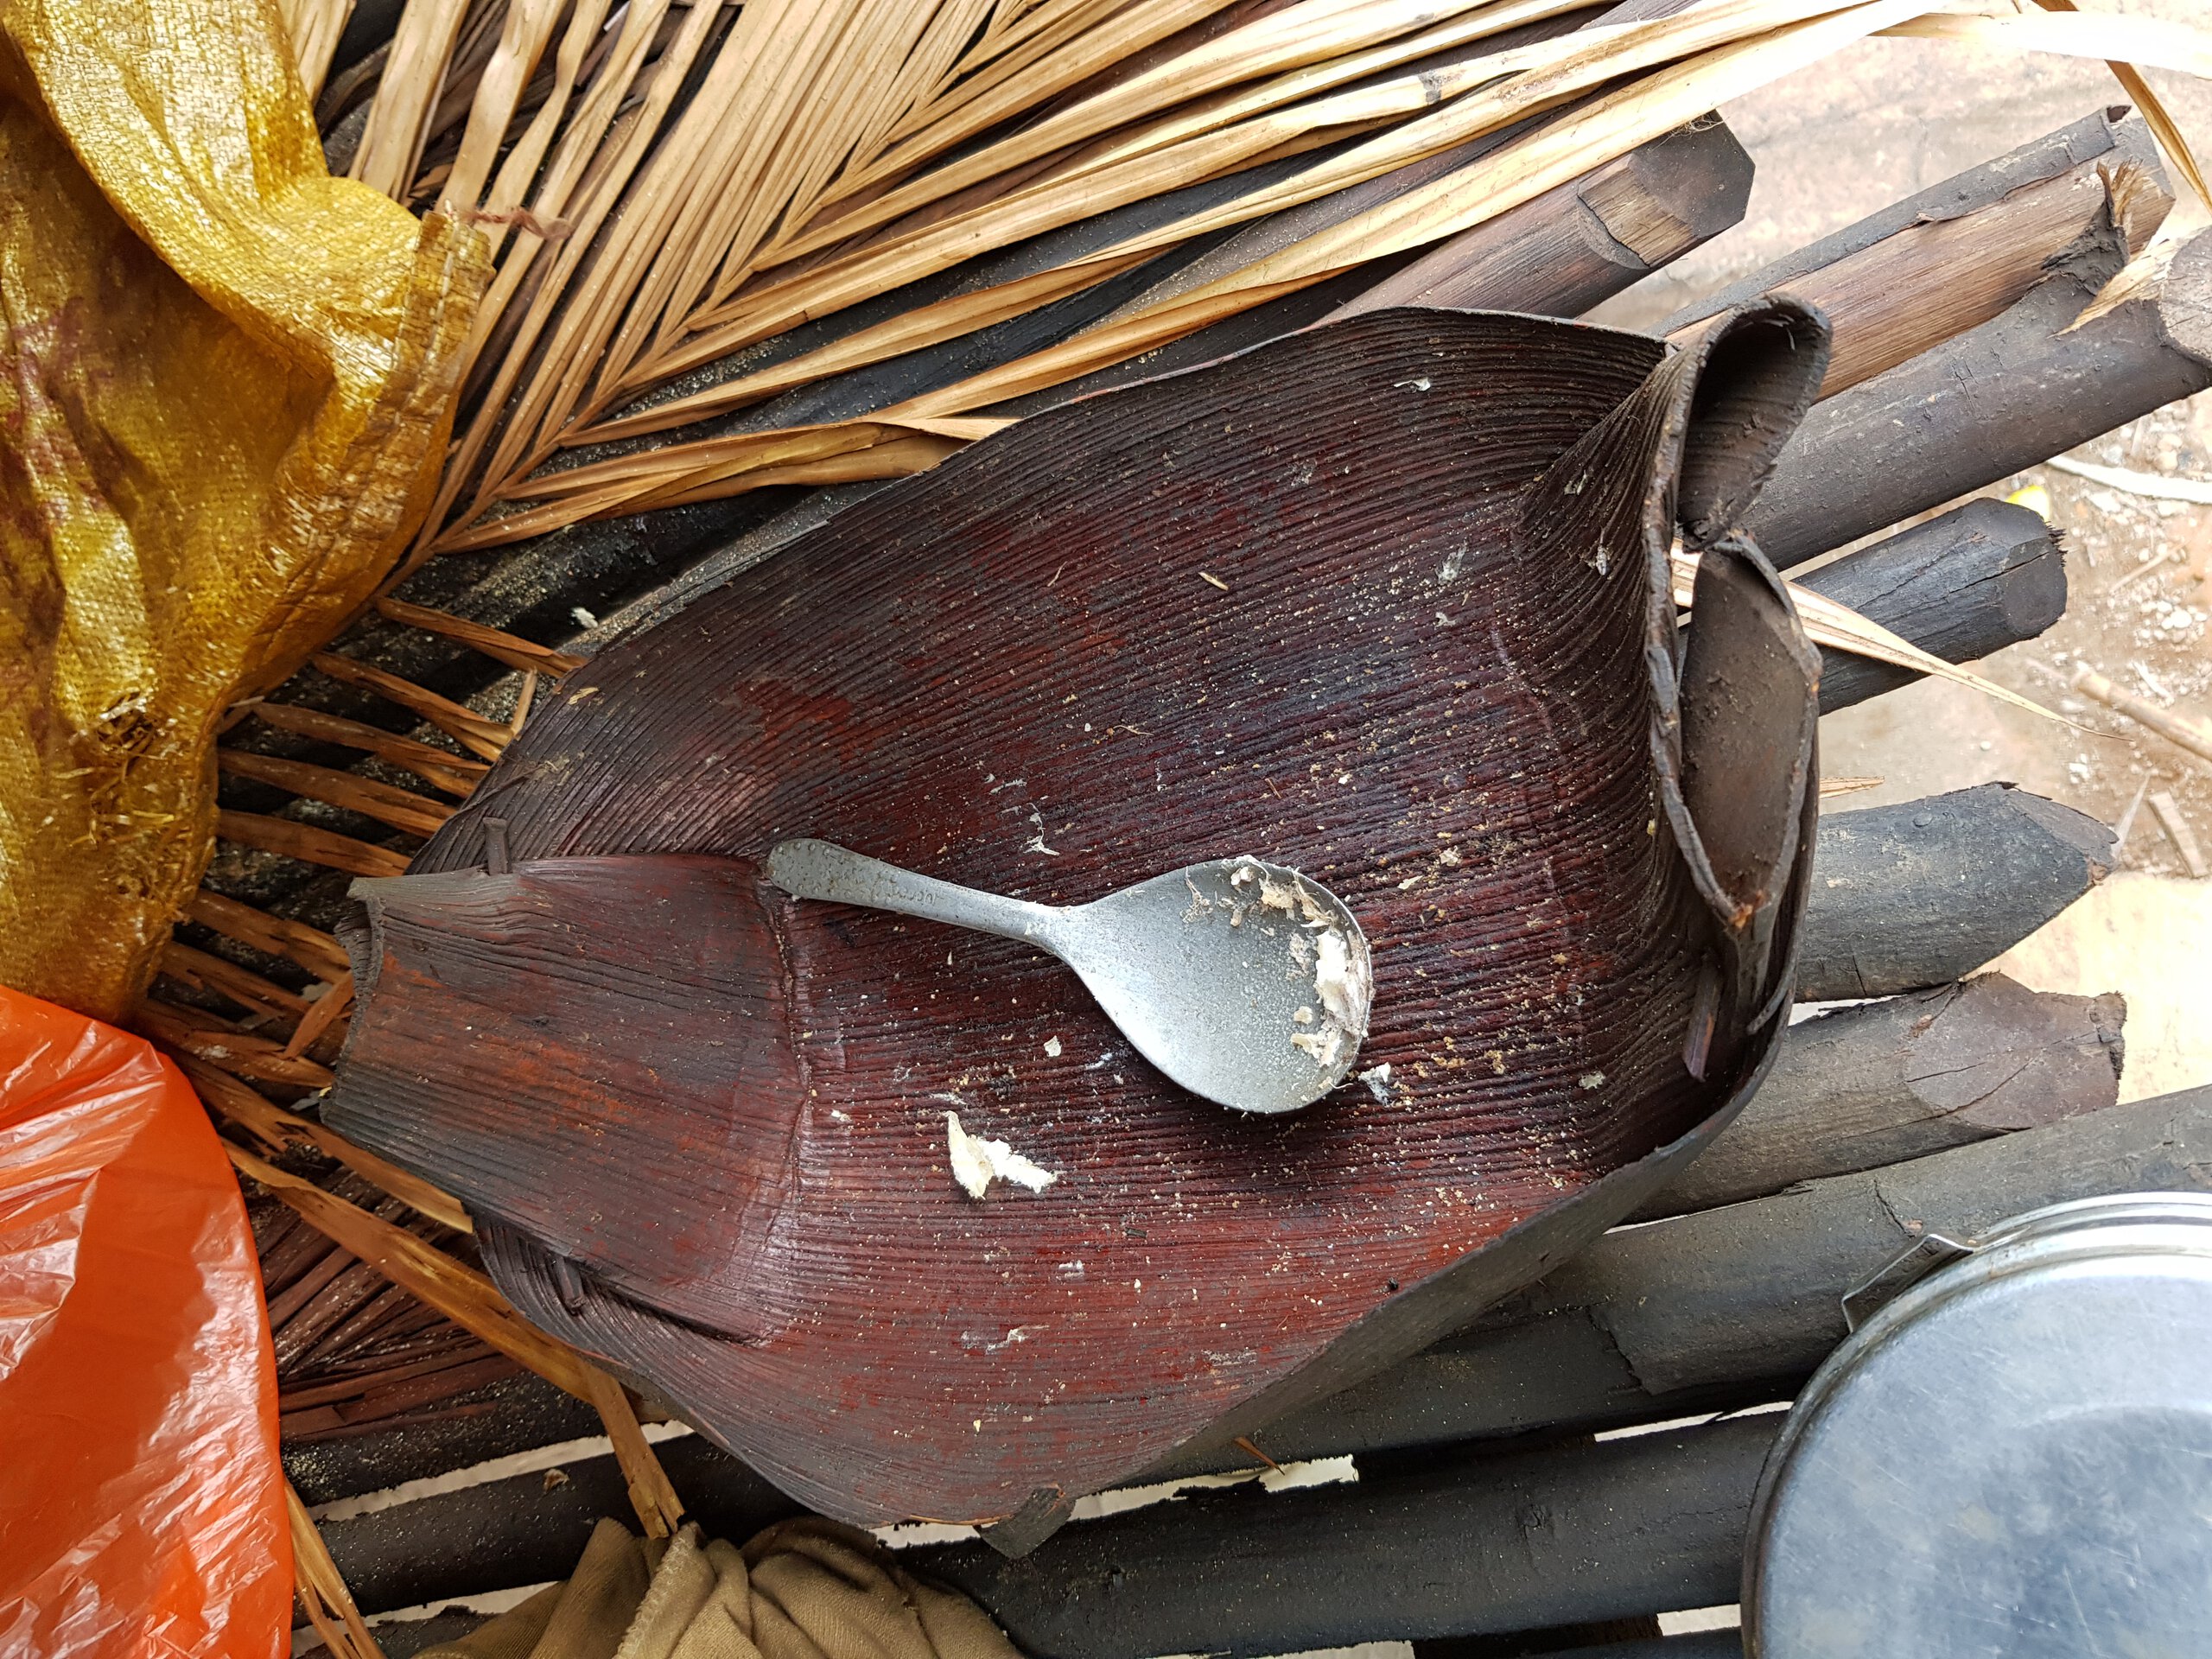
[945,1111,1059,1201]
[1232,856,1374,1072]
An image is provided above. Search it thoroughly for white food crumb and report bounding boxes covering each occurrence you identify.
[1291,1026,1345,1065]
[1357,1063,1393,1102]
[1578,1071,1605,1090]
[945,1111,1059,1200]
[1313,929,1365,1028]
[1294,1006,1315,1025]
[1044,1036,1062,1058]
[570,605,597,627]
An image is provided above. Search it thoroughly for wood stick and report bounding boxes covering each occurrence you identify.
[1796,784,2113,1001]
[215,809,414,880]
[247,700,492,796]
[135,998,338,1090]
[1800,499,2063,715]
[181,1052,473,1233]
[2070,662,2212,766]
[2149,790,2209,877]
[1626,975,2124,1223]
[1745,223,2212,570]
[1664,107,2169,398]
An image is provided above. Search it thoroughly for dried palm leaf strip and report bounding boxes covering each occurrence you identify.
[774,0,1589,268]
[443,0,567,210]
[448,1,1914,540]
[138,996,340,1089]
[352,0,474,198]
[182,1052,474,1232]
[219,750,457,837]
[309,652,515,760]
[161,941,314,1023]
[189,889,355,982]
[372,599,586,676]
[280,0,358,99]
[245,701,490,796]
[423,0,726,561]
[289,1480,388,1659]
[230,1141,597,1395]
[216,808,416,879]
[465,0,613,259]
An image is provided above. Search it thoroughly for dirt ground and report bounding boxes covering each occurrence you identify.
[1588,19,2212,1110]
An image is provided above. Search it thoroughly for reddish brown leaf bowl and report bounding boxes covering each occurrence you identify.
[327,302,1827,1538]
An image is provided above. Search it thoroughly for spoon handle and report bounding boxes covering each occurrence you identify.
[763,839,1070,950]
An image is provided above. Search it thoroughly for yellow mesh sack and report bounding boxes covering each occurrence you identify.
[0,0,484,1020]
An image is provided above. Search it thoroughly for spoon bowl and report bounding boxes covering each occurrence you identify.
[763,841,1372,1114]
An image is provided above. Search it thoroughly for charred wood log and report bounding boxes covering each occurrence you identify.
[1665,106,2168,397]
[1745,222,2212,569]
[318,1429,800,1616]
[915,1415,1782,1659]
[1800,499,2064,714]
[1627,974,2125,1223]
[1796,785,2113,1001]
[1152,1083,2212,1478]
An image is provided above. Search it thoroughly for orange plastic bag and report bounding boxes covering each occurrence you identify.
[0,985,289,1657]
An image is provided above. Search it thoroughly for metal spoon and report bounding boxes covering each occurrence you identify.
[764,840,1373,1114]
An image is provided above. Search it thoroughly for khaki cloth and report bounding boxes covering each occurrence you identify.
[423,1517,1023,1659]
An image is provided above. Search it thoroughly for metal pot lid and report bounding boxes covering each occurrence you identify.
[1744,1192,2212,1657]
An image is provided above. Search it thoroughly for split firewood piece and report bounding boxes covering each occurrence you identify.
[311,652,515,760]
[1665,106,2171,397]
[1797,784,2114,1001]
[1330,117,1756,322]
[216,809,415,880]
[245,701,492,797]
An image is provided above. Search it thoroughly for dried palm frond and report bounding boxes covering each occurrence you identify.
[264,0,2207,558]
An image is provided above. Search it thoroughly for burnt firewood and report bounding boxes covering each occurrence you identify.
[1627,974,2125,1223]
[1325,118,1755,322]
[1796,784,2113,1001]
[1800,499,2064,713]
[914,1415,1783,1659]
[1155,1082,2212,1477]
[318,1430,800,1616]
[1666,107,2167,397]
[1745,223,2212,569]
